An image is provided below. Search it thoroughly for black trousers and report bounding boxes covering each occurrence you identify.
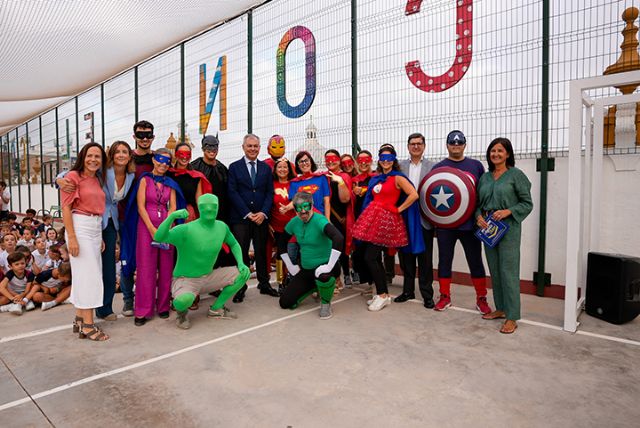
[363,243,388,295]
[279,263,340,309]
[232,220,270,289]
[398,227,435,301]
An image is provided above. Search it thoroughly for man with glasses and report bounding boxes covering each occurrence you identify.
[432,130,492,315]
[191,135,230,224]
[278,192,343,320]
[397,133,436,307]
[228,134,279,302]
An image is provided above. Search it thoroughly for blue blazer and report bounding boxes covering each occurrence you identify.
[102,167,135,231]
[227,157,274,224]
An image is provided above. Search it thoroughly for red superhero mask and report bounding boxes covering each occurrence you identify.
[341,158,354,169]
[325,154,340,164]
[175,150,192,161]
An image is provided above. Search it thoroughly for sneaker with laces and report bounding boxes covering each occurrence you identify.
[344,275,352,288]
[434,294,451,311]
[176,311,191,329]
[476,296,492,315]
[368,295,391,312]
[207,306,238,319]
[25,300,35,311]
[319,303,333,319]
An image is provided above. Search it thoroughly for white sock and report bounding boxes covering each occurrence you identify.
[41,301,58,311]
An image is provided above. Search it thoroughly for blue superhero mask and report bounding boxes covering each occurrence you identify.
[379,153,396,162]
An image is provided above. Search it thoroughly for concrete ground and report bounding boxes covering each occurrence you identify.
[1,278,639,428]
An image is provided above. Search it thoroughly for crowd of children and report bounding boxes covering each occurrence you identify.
[0,209,74,315]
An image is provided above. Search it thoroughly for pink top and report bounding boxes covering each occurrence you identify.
[61,171,105,216]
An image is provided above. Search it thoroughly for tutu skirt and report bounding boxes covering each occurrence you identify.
[353,202,408,248]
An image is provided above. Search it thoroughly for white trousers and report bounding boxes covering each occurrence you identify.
[68,213,104,309]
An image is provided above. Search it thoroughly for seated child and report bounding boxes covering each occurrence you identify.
[31,237,49,275]
[37,214,53,236]
[32,262,72,311]
[45,228,59,250]
[0,252,36,315]
[15,245,34,272]
[17,227,36,251]
[0,233,17,273]
[44,245,63,269]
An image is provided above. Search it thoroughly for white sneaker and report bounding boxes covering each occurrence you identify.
[41,301,58,311]
[0,304,13,312]
[25,300,35,311]
[9,304,24,315]
[368,295,391,312]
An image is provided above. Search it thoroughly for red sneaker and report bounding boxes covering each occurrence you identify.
[476,296,492,315]
[434,294,451,311]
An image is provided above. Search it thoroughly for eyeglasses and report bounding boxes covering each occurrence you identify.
[135,131,154,140]
[297,158,311,165]
[294,202,313,212]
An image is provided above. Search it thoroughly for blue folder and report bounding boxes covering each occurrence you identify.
[475,215,509,248]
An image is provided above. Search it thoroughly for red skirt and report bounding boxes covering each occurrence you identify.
[353,202,408,248]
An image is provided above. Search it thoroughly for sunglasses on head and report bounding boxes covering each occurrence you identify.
[135,131,154,140]
[294,202,313,213]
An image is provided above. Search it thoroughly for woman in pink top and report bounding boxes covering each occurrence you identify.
[61,142,109,341]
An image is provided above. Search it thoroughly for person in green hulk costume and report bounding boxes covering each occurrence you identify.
[154,193,250,329]
[278,192,344,320]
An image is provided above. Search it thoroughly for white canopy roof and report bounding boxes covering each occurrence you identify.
[0,0,261,134]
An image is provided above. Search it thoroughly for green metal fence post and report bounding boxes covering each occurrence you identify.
[39,116,44,212]
[535,0,554,296]
[134,66,139,123]
[25,121,31,209]
[16,129,21,213]
[101,83,106,147]
[351,0,361,156]
[181,43,186,144]
[248,10,253,134]
[56,107,61,207]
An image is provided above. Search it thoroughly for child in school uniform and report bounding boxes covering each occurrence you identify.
[17,228,36,251]
[0,252,36,315]
[32,262,72,311]
[31,237,49,275]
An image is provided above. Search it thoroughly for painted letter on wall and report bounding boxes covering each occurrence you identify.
[277,26,316,118]
[405,0,473,92]
[199,55,227,134]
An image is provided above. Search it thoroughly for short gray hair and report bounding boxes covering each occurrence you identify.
[243,133,260,145]
[292,191,313,207]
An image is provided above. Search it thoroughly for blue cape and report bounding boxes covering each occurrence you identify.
[121,173,186,277]
[361,171,425,254]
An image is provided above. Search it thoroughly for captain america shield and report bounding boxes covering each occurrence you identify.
[418,166,477,228]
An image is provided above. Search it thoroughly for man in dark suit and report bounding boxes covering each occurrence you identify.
[397,132,436,308]
[228,134,279,302]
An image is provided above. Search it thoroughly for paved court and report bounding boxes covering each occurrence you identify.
[1,280,639,428]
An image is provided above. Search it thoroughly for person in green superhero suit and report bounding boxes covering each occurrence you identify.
[154,193,250,329]
[278,191,344,320]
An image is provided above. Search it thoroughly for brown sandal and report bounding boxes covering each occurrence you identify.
[482,310,506,320]
[79,323,109,341]
[499,320,518,334]
[73,316,83,333]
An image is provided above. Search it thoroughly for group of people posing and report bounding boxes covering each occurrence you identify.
[3,119,533,341]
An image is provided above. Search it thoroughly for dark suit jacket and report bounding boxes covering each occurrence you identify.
[227,157,274,224]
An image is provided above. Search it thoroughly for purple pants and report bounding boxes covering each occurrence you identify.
[134,220,174,318]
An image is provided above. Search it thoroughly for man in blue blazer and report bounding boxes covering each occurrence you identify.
[227,134,279,302]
